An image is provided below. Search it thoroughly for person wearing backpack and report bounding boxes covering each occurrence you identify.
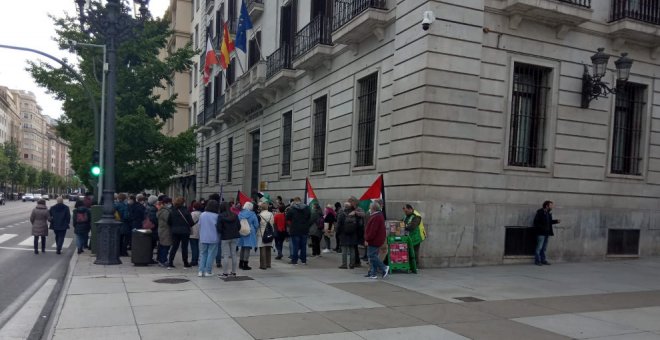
[237,201,259,270]
[257,202,275,270]
[72,200,92,254]
[337,202,360,269]
[309,203,324,257]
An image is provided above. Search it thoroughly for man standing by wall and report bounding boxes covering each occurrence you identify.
[286,197,311,265]
[534,200,560,266]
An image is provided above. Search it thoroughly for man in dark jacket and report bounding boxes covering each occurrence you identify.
[348,196,365,267]
[533,200,560,266]
[49,197,71,254]
[337,202,360,269]
[114,193,130,256]
[129,195,146,230]
[286,197,311,265]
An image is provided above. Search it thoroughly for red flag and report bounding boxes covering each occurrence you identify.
[203,38,219,85]
[304,178,318,207]
[236,191,251,206]
[358,175,386,219]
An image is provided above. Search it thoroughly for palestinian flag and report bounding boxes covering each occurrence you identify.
[236,191,251,206]
[304,178,318,208]
[358,175,386,219]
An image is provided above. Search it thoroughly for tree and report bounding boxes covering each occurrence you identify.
[0,144,10,190]
[39,169,54,193]
[4,142,21,193]
[28,6,196,192]
[26,167,39,192]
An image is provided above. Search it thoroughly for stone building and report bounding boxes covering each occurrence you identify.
[191,0,660,266]
[13,90,48,171]
[0,86,21,146]
[46,117,71,178]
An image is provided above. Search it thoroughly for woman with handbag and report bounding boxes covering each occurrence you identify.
[167,197,195,269]
[258,202,275,269]
[237,202,259,270]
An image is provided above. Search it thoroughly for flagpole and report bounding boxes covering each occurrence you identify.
[233,51,246,75]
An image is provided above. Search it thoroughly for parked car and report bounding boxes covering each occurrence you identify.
[41,194,49,201]
[22,193,35,202]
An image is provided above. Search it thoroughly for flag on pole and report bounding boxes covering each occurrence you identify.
[358,175,386,219]
[202,38,219,85]
[236,190,251,206]
[304,178,319,208]
[235,0,253,53]
[219,21,235,69]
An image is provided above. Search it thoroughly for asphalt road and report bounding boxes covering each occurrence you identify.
[0,199,75,336]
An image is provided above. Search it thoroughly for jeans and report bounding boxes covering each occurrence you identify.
[274,235,285,257]
[54,230,67,252]
[215,238,223,265]
[341,245,355,267]
[199,242,218,274]
[189,238,199,264]
[75,232,89,251]
[535,235,549,264]
[368,246,387,276]
[290,235,308,264]
[310,235,321,256]
[158,245,170,264]
[168,233,190,266]
[33,236,46,253]
[221,239,239,274]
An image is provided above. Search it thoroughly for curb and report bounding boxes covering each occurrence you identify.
[41,251,78,340]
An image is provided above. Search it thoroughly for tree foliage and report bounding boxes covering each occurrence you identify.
[28,5,197,192]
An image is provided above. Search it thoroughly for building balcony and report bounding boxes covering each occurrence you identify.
[248,0,264,21]
[332,0,391,45]
[208,95,225,128]
[205,0,214,13]
[292,15,334,71]
[224,61,269,119]
[266,43,297,89]
[195,112,211,133]
[500,0,592,36]
[609,0,660,48]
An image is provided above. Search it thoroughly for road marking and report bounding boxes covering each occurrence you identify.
[0,279,57,339]
[0,246,35,251]
[0,227,5,231]
[0,264,58,328]
[0,234,17,244]
[18,237,35,246]
[51,238,73,249]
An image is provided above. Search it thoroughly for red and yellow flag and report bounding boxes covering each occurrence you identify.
[220,21,235,69]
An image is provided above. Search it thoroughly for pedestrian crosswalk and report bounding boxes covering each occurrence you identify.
[0,233,74,251]
[0,234,17,244]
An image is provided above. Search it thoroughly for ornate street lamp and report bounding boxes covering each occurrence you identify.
[75,0,150,265]
[581,48,634,108]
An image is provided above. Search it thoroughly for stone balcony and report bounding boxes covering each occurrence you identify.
[266,43,297,90]
[608,0,660,53]
[292,15,334,71]
[224,61,271,120]
[500,0,593,38]
[248,0,264,21]
[332,0,392,45]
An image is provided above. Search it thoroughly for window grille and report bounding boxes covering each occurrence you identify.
[312,96,327,172]
[508,63,551,168]
[227,137,233,182]
[611,82,645,175]
[356,73,378,167]
[281,111,293,176]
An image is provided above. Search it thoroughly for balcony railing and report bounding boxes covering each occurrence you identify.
[266,43,293,79]
[214,94,225,116]
[248,0,263,5]
[293,15,333,60]
[204,103,215,123]
[558,0,591,8]
[196,112,204,126]
[611,0,660,24]
[333,0,387,31]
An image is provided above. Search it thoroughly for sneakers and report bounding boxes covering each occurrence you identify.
[289,261,298,266]
[219,273,229,278]
[322,249,330,254]
[338,265,348,269]
[206,272,212,276]
[368,275,378,279]
[167,264,176,270]
[383,266,390,279]
[198,271,204,277]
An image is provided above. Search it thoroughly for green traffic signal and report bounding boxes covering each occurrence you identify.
[91,165,101,176]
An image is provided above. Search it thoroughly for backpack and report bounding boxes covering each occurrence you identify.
[239,218,251,236]
[262,214,274,244]
[76,210,88,224]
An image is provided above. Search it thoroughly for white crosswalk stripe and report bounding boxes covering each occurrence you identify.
[52,238,73,249]
[0,234,18,244]
[18,237,34,246]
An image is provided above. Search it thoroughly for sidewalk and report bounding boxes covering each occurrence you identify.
[50,250,660,340]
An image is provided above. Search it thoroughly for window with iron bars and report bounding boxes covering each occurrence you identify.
[215,142,220,183]
[281,111,293,176]
[312,96,327,172]
[356,73,378,167]
[205,147,210,184]
[508,63,551,168]
[611,82,646,176]
[227,137,233,182]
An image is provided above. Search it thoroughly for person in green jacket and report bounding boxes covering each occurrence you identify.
[403,204,425,268]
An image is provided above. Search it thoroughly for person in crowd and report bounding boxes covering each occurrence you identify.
[534,200,560,266]
[285,197,311,265]
[403,204,426,269]
[309,202,324,257]
[365,201,389,279]
[207,194,223,268]
[323,204,336,253]
[273,204,287,260]
[337,202,360,269]
[230,200,241,215]
[168,197,194,269]
[275,196,283,207]
[258,202,275,269]
[145,195,159,264]
[130,194,146,232]
[114,193,130,256]
[334,202,342,252]
[156,197,173,266]
[197,200,219,277]
[30,199,50,254]
[348,196,366,267]
[72,200,91,254]
[238,202,259,270]
[189,202,203,267]
[83,193,94,209]
[49,196,71,255]
[217,202,240,277]
[188,200,197,213]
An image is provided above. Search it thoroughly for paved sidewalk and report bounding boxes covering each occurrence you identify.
[50,250,660,340]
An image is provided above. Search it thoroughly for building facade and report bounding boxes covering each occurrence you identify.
[0,86,20,146]
[191,0,660,267]
[13,90,48,170]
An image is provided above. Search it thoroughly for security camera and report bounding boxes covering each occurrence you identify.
[422,11,434,31]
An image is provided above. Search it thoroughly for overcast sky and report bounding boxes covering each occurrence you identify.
[0,0,170,119]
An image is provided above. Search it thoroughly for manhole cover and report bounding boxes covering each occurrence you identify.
[153,278,190,284]
[221,276,254,282]
[454,296,484,302]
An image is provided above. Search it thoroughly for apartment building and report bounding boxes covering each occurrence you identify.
[191,0,660,266]
[46,117,71,178]
[13,90,48,170]
[0,86,21,146]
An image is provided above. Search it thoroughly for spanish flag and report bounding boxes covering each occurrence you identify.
[219,21,235,69]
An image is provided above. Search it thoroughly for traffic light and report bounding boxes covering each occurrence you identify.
[91,150,101,177]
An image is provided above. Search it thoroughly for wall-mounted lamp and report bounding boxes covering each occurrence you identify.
[581,48,633,108]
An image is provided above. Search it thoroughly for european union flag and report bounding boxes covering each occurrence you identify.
[235,0,253,53]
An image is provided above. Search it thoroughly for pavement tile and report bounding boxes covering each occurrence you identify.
[580,307,660,332]
[359,289,450,307]
[139,318,253,340]
[293,293,383,311]
[329,282,406,295]
[355,325,470,340]
[128,289,213,306]
[63,292,130,309]
[522,294,615,313]
[217,297,310,317]
[271,283,347,298]
[123,276,198,293]
[462,299,560,318]
[132,302,230,324]
[57,304,135,329]
[393,303,499,324]
[514,313,640,339]
[203,286,283,302]
[270,332,363,340]
[234,312,347,339]
[585,332,660,340]
[599,291,660,310]
[321,307,426,331]
[442,319,571,340]
[52,325,141,340]
[67,277,126,295]
[191,276,266,290]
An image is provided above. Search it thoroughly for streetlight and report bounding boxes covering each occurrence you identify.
[75,0,150,265]
[581,48,634,108]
